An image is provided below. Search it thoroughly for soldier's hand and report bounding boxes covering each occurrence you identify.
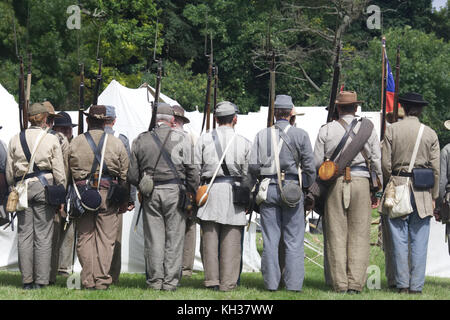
[127,202,135,211]
[432,200,436,210]
[434,208,441,222]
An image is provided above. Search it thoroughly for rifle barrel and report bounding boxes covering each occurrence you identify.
[327,42,341,123]
[78,64,85,135]
[92,58,103,106]
[267,51,275,128]
[393,47,400,123]
[149,59,162,131]
[19,57,26,131]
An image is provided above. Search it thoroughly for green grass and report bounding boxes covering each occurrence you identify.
[0,211,449,300]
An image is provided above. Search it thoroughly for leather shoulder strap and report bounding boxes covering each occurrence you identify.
[274,125,299,166]
[151,131,183,188]
[330,119,358,161]
[212,130,231,176]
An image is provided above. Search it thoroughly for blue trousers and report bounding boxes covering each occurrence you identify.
[387,196,430,291]
[259,184,304,291]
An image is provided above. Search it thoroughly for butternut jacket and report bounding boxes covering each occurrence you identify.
[69,129,129,183]
[381,116,440,218]
[6,126,66,187]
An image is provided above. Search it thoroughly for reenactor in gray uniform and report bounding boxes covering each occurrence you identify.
[0,129,9,226]
[195,101,251,291]
[172,105,197,278]
[69,105,130,290]
[6,102,66,289]
[380,92,440,294]
[435,120,450,249]
[52,111,77,277]
[104,105,136,284]
[127,104,199,291]
[314,91,382,294]
[248,95,316,292]
[42,103,73,284]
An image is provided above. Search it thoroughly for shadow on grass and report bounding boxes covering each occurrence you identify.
[0,272,22,288]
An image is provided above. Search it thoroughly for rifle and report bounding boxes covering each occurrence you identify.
[92,58,103,106]
[393,46,400,123]
[201,34,213,134]
[148,19,162,132]
[148,59,162,131]
[212,65,218,129]
[267,50,275,128]
[24,54,31,130]
[326,40,341,123]
[18,57,26,131]
[78,64,85,135]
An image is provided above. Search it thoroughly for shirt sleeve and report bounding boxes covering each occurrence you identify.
[439,147,448,206]
[299,131,316,189]
[127,138,140,187]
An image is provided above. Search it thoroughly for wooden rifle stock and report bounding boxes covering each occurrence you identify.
[18,57,26,131]
[380,37,387,141]
[78,64,85,135]
[92,58,103,106]
[149,59,162,131]
[327,42,341,123]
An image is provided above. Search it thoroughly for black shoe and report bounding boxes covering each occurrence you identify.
[347,289,361,295]
[34,284,46,289]
[23,283,34,290]
[84,286,96,290]
[207,285,219,291]
[398,288,409,294]
[409,290,422,294]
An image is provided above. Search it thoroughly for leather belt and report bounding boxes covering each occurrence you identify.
[350,166,369,172]
[261,174,299,181]
[392,171,413,177]
[15,170,52,183]
[154,178,183,186]
[204,176,239,184]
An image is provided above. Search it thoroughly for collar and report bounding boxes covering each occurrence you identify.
[217,125,234,131]
[340,114,356,124]
[404,115,420,122]
[104,126,114,134]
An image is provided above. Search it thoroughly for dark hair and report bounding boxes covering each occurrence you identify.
[337,104,357,114]
[403,104,423,117]
[274,109,291,120]
[216,114,235,125]
[87,117,106,130]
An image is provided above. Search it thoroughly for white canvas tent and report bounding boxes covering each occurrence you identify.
[0,79,450,279]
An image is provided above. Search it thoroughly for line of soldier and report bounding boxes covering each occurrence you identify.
[0,89,445,295]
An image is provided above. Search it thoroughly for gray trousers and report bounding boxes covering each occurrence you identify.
[201,221,243,291]
[17,181,55,285]
[182,217,197,277]
[260,184,305,291]
[58,219,75,273]
[381,213,396,287]
[143,185,186,290]
[50,214,75,283]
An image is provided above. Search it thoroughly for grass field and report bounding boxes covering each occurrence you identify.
[0,211,449,300]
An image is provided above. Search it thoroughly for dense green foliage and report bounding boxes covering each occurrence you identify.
[0,0,448,144]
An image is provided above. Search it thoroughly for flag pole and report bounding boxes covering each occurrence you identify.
[393,46,400,123]
[380,36,387,141]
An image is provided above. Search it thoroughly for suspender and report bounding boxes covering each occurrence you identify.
[151,131,184,188]
[84,132,110,177]
[212,130,231,176]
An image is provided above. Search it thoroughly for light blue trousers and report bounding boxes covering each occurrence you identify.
[387,195,430,291]
[259,184,305,291]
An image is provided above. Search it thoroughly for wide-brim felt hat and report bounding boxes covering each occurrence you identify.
[173,105,190,123]
[28,102,49,116]
[445,120,450,130]
[335,91,363,105]
[156,103,175,116]
[83,105,112,120]
[54,111,77,127]
[42,101,63,118]
[398,92,428,106]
